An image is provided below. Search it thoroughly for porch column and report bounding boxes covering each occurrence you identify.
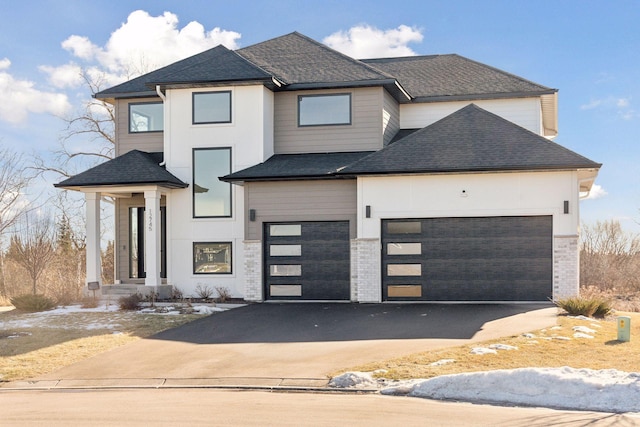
[85,192,102,287]
[144,189,162,287]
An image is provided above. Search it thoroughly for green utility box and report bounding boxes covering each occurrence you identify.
[617,316,631,342]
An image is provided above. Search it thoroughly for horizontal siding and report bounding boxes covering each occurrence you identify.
[382,89,400,145]
[116,98,164,156]
[246,180,357,240]
[274,87,384,153]
[400,98,542,135]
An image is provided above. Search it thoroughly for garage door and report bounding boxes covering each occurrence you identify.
[264,221,350,300]
[382,216,552,301]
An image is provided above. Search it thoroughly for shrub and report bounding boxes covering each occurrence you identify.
[10,294,56,312]
[195,284,214,300]
[215,286,231,303]
[81,296,99,309]
[171,286,184,301]
[118,293,142,310]
[555,296,613,318]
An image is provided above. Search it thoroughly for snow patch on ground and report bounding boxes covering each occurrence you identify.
[333,368,640,413]
[489,343,518,351]
[573,325,597,334]
[430,359,455,366]
[470,347,497,355]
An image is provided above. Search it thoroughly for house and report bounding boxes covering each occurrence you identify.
[55,32,601,303]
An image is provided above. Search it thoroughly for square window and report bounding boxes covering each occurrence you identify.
[193,148,232,217]
[129,102,163,132]
[193,91,231,124]
[298,93,351,126]
[193,242,232,274]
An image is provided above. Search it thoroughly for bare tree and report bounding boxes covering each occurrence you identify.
[580,220,640,292]
[0,147,34,237]
[33,70,115,179]
[8,214,56,295]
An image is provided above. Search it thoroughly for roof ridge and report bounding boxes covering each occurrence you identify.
[239,31,397,82]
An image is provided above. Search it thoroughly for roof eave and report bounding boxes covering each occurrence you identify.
[410,89,557,104]
[338,164,602,177]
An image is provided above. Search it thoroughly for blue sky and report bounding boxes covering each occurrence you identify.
[0,0,639,231]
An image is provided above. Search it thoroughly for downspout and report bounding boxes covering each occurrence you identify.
[156,85,167,166]
[578,177,593,200]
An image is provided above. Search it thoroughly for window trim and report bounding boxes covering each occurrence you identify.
[193,241,233,275]
[192,147,233,219]
[128,101,164,133]
[298,93,352,127]
[192,90,232,125]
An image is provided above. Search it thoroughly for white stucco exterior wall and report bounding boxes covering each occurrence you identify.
[356,170,581,301]
[160,85,274,297]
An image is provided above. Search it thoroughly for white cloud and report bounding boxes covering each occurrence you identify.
[579,99,602,110]
[38,63,83,88]
[42,10,241,88]
[584,184,607,200]
[0,61,71,125]
[323,24,423,59]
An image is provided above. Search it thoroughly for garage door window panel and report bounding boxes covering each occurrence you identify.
[269,224,301,236]
[270,265,302,276]
[387,243,421,255]
[270,245,302,256]
[387,221,421,234]
[387,264,422,276]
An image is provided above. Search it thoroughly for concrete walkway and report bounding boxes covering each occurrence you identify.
[3,303,557,391]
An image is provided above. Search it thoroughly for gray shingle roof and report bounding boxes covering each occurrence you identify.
[362,55,555,101]
[237,32,394,87]
[95,45,273,98]
[95,32,554,103]
[54,150,188,188]
[221,151,373,182]
[339,104,601,175]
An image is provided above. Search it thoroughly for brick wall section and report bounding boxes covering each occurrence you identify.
[553,235,579,300]
[243,240,263,301]
[350,240,358,301]
[354,238,382,303]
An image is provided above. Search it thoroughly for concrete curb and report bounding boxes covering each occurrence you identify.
[0,377,379,394]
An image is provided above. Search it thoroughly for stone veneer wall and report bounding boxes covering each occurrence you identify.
[353,238,381,303]
[553,235,579,300]
[243,240,263,301]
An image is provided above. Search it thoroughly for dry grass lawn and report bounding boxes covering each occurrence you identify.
[0,306,204,382]
[347,312,640,380]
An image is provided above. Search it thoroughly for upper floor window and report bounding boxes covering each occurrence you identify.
[129,102,163,132]
[298,93,351,126]
[193,147,232,218]
[193,91,232,124]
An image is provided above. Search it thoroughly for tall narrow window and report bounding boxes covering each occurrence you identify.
[193,91,231,124]
[193,148,232,217]
[298,93,351,126]
[129,102,163,132]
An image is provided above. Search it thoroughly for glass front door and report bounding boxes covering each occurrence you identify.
[129,206,166,279]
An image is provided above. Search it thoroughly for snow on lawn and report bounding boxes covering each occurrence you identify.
[331,368,640,413]
[1,303,225,330]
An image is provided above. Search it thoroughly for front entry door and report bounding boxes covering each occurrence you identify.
[129,206,166,279]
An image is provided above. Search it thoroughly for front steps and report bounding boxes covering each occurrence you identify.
[91,284,173,300]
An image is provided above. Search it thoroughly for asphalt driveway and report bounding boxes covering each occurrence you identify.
[29,303,556,388]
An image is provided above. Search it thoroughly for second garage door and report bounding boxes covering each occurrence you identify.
[382,216,552,302]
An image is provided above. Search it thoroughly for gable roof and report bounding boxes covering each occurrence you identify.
[237,32,410,100]
[339,104,601,175]
[362,55,555,102]
[95,45,274,99]
[221,151,373,182]
[54,150,188,189]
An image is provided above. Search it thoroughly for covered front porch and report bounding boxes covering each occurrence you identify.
[54,150,188,297]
